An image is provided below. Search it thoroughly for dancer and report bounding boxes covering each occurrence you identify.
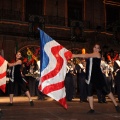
[7,51,34,106]
[72,44,120,113]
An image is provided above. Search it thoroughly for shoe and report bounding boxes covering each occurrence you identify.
[87,109,95,114]
[7,103,13,106]
[30,101,34,106]
[98,101,102,103]
[115,105,120,113]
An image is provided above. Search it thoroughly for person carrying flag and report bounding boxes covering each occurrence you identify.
[7,51,34,106]
[72,43,120,113]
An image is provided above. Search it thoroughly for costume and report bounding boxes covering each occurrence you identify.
[85,58,110,96]
[8,64,28,94]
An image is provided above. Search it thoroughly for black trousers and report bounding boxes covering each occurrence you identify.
[79,73,87,101]
[65,74,74,101]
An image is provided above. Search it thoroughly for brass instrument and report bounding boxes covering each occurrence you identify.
[25,73,40,79]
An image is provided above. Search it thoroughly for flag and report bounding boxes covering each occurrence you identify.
[0,56,8,92]
[38,29,72,109]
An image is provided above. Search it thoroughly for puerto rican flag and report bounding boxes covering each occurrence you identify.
[0,55,8,93]
[38,29,72,109]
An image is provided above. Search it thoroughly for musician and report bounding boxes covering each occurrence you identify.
[75,58,87,102]
[65,60,74,101]
[27,61,37,96]
[107,62,115,93]
[29,62,36,74]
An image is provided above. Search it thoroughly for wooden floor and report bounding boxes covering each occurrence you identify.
[0,96,120,120]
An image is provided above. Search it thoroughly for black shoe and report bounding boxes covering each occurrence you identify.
[115,105,120,113]
[7,103,13,106]
[98,101,102,103]
[30,101,34,106]
[87,109,95,114]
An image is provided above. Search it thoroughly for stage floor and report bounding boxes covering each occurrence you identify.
[0,96,120,120]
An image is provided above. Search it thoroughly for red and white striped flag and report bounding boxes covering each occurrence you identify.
[0,56,8,92]
[38,29,72,109]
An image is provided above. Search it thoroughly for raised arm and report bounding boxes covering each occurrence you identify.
[8,60,22,67]
[72,52,101,58]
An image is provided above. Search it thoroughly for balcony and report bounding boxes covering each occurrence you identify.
[0,9,109,40]
[0,9,91,28]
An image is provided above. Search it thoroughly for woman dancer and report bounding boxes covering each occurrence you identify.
[72,44,120,113]
[7,51,34,106]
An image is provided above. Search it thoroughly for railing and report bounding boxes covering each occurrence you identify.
[0,9,94,30]
[0,9,119,32]
[1,9,117,39]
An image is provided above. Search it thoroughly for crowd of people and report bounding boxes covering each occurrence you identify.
[1,43,120,117]
[65,55,117,103]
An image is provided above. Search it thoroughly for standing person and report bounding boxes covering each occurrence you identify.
[65,60,74,101]
[7,51,34,106]
[75,58,87,102]
[72,44,120,113]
